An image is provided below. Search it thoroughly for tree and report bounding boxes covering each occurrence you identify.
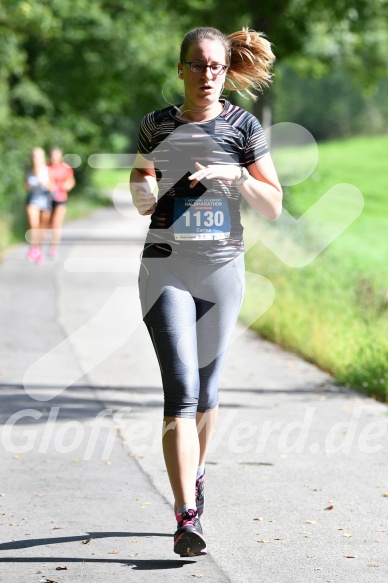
[1,0,387,223]
[164,0,388,126]
[0,0,185,212]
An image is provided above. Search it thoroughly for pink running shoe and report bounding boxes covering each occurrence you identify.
[35,249,45,264]
[173,509,206,557]
[27,247,41,262]
[49,247,58,260]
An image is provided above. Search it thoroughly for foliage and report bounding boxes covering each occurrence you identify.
[0,0,184,226]
[241,134,388,401]
[171,0,388,116]
[273,64,388,140]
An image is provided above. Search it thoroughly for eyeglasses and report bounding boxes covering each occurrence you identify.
[182,61,228,75]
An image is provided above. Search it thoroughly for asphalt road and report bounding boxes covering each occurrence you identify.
[0,189,387,583]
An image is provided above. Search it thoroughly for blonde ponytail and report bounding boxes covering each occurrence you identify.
[225,28,275,99]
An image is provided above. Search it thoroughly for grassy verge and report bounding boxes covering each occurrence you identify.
[91,168,130,191]
[65,187,112,222]
[241,134,388,402]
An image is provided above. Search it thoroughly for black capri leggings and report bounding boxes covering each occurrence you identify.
[138,250,245,418]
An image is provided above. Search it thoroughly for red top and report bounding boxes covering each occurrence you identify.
[49,162,74,202]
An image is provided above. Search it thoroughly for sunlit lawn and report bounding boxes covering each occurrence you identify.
[241,134,388,401]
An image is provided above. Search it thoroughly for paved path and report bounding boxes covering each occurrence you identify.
[0,189,387,583]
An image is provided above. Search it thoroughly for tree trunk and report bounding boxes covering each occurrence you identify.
[253,88,273,147]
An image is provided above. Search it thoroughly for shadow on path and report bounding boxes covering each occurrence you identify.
[0,380,356,425]
[0,532,200,571]
[0,556,195,570]
[0,531,171,552]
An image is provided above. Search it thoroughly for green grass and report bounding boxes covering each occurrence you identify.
[241,134,388,402]
[91,168,130,191]
[65,187,112,222]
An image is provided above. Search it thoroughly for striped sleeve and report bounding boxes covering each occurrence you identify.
[243,115,269,166]
[137,112,156,154]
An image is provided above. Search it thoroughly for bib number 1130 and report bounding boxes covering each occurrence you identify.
[173,196,231,240]
[183,209,224,228]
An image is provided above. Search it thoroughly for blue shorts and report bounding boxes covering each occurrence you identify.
[26,190,53,212]
[138,248,245,418]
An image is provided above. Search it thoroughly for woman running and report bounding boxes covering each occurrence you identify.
[48,147,76,259]
[130,26,282,557]
[25,147,53,264]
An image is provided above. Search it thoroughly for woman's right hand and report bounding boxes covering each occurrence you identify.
[130,166,157,215]
[131,187,157,215]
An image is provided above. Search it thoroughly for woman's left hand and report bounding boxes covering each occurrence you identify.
[188,162,242,188]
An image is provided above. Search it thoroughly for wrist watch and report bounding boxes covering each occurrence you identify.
[234,166,249,186]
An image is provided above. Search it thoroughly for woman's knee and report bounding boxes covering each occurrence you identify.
[26,205,39,226]
[164,393,199,419]
[162,374,200,419]
[197,390,219,414]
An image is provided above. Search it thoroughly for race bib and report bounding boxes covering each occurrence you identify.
[173,196,231,241]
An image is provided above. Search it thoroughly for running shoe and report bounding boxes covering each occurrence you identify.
[173,504,203,534]
[26,246,41,262]
[35,249,45,264]
[49,247,58,260]
[174,509,206,557]
[195,469,205,517]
